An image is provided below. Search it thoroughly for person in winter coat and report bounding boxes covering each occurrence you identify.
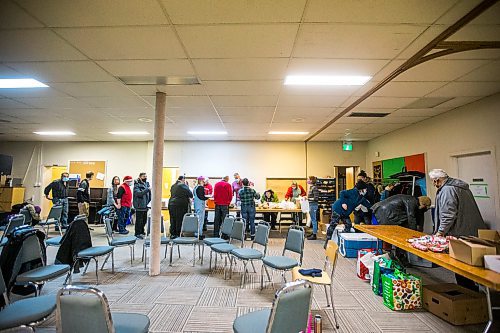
[77,171,94,219]
[285,181,306,202]
[353,170,377,225]
[429,168,487,291]
[115,175,134,235]
[213,176,233,237]
[193,176,210,238]
[44,172,70,228]
[307,176,320,240]
[133,173,151,239]
[372,194,431,231]
[261,189,279,230]
[239,178,260,240]
[168,176,193,238]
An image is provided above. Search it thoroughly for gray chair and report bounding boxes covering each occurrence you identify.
[231,221,270,288]
[104,216,136,265]
[0,267,56,332]
[202,214,235,267]
[261,226,305,290]
[170,213,200,266]
[0,214,25,247]
[11,231,70,296]
[39,205,63,236]
[233,280,313,333]
[46,214,86,247]
[142,216,170,269]
[19,207,33,225]
[57,285,150,333]
[210,217,245,279]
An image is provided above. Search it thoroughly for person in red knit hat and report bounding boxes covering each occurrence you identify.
[115,175,133,234]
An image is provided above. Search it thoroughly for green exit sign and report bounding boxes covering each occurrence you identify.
[343,142,353,151]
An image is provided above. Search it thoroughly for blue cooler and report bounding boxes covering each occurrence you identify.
[338,232,382,258]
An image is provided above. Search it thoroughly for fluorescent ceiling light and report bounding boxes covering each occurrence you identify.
[269,131,309,135]
[0,78,48,89]
[34,131,75,136]
[284,75,371,86]
[187,131,227,135]
[109,131,149,135]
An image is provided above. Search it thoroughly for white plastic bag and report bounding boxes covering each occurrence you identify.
[300,197,309,213]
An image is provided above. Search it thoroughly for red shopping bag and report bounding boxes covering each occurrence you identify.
[357,248,380,281]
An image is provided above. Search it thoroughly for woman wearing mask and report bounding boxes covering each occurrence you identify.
[285,181,306,202]
[261,189,279,230]
[107,176,120,231]
[307,176,320,240]
[193,176,210,239]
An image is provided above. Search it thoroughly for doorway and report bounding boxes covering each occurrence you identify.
[334,166,359,194]
[455,151,498,230]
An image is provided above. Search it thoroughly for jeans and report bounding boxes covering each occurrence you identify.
[194,203,205,236]
[117,206,131,232]
[309,202,319,234]
[52,198,68,226]
[214,205,229,237]
[241,205,256,237]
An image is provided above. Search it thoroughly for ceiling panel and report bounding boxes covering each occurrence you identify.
[17,0,167,27]
[0,1,43,28]
[294,24,426,59]
[9,97,90,109]
[457,61,500,81]
[56,27,186,60]
[97,59,195,77]
[162,0,306,24]
[357,97,419,109]
[390,108,452,117]
[127,84,206,96]
[394,59,490,81]
[278,95,347,108]
[192,58,289,80]
[354,123,408,134]
[275,107,334,117]
[336,117,375,125]
[177,24,298,58]
[448,25,500,42]
[373,115,427,124]
[221,114,273,123]
[372,81,446,97]
[50,82,134,97]
[426,82,500,98]
[204,81,282,96]
[272,113,328,123]
[5,61,115,83]
[305,0,457,24]
[216,107,275,116]
[282,85,361,96]
[287,58,390,77]
[0,30,86,61]
[210,95,278,107]
[165,106,216,117]
[433,96,484,109]
[0,87,68,98]
[323,122,367,133]
[80,96,149,108]
[98,108,154,118]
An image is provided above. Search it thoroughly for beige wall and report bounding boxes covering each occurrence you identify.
[366,93,500,228]
[306,141,367,178]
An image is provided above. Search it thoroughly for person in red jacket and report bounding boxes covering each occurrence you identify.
[115,175,133,235]
[285,181,306,202]
[213,176,233,236]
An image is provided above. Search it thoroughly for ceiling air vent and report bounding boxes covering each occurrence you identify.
[404,97,453,109]
[118,76,200,86]
[348,112,389,118]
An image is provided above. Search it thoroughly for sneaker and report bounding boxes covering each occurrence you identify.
[135,234,144,239]
[250,236,255,241]
[119,230,129,235]
[307,234,317,240]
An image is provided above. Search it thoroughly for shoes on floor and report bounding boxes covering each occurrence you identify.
[135,234,144,239]
[199,235,205,240]
[307,234,317,240]
[250,236,255,241]
[119,230,129,235]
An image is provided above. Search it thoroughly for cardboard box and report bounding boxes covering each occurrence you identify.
[449,239,496,266]
[478,229,500,253]
[423,283,488,325]
[484,255,500,273]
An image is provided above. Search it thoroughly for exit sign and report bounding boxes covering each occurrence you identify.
[343,141,353,151]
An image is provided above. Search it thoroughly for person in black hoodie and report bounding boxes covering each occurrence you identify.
[168,176,193,238]
[133,173,151,239]
[44,172,70,228]
[353,170,377,225]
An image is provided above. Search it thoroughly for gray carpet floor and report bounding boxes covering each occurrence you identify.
[9,226,488,333]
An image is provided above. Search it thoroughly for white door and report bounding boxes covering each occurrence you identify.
[457,152,498,230]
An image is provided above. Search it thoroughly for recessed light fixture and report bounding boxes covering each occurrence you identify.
[292,118,304,123]
[109,131,149,135]
[187,131,228,135]
[284,75,371,86]
[269,131,309,135]
[34,131,75,136]
[138,117,152,123]
[0,78,49,89]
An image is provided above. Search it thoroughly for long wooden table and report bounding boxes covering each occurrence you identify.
[354,225,499,332]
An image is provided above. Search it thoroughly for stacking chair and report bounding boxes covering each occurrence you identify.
[230,222,270,288]
[0,267,56,332]
[0,214,25,247]
[292,240,340,330]
[142,216,170,269]
[39,205,63,236]
[210,217,245,279]
[170,213,200,267]
[57,285,150,333]
[202,214,235,267]
[46,214,87,248]
[10,231,70,297]
[19,207,33,226]
[233,280,313,333]
[104,216,136,265]
[261,225,305,289]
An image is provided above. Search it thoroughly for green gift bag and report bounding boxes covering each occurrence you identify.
[372,258,402,296]
[382,269,422,311]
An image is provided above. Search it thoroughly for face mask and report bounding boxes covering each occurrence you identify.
[62,177,69,182]
[126,181,133,186]
[360,190,367,196]
[141,178,147,182]
[307,180,312,185]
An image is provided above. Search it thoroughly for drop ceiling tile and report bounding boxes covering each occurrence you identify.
[56,27,186,60]
[391,108,452,117]
[395,26,449,60]
[0,30,86,61]
[437,49,500,60]
[304,0,457,24]
[0,1,43,28]
[373,81,446,97]
[287,58,389,77]
[278,95,347,108]
[282,85,360,96]
[358,97,419,109]
[17,0,167,26]
[347,108,398,114]
[162,0,306,24]
[323,122,366,133]
[50,82,134,97]
[354,123,407,134]
[457,61,500,81]
[220,114,272,123]
[222,123,269,132]
[272,113,328,123]
[433,96,483,109]
[210,95,278,107]
[294,24,425,59]
[204,81,282,96]
[193,58,289,80]
[436,0,483,24]
[99,108,155,118]
[373,115,427,124]
[448,25,500,42]
[80,96,149,108]
[141,96,214,108]
[0,65,22,77]
[97,60,195,77]
[5,61,114,83]
[8,97,89,109]
[0,87,68,98]
[426,82,500,98]
[310,133,344,141]
[394,60,490,81]
[165,107,217,117]
[127,85,206,96]
[216,107,275,116]
[275,107,334,117]
[336,117,375,125]
[177,24,298,58]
